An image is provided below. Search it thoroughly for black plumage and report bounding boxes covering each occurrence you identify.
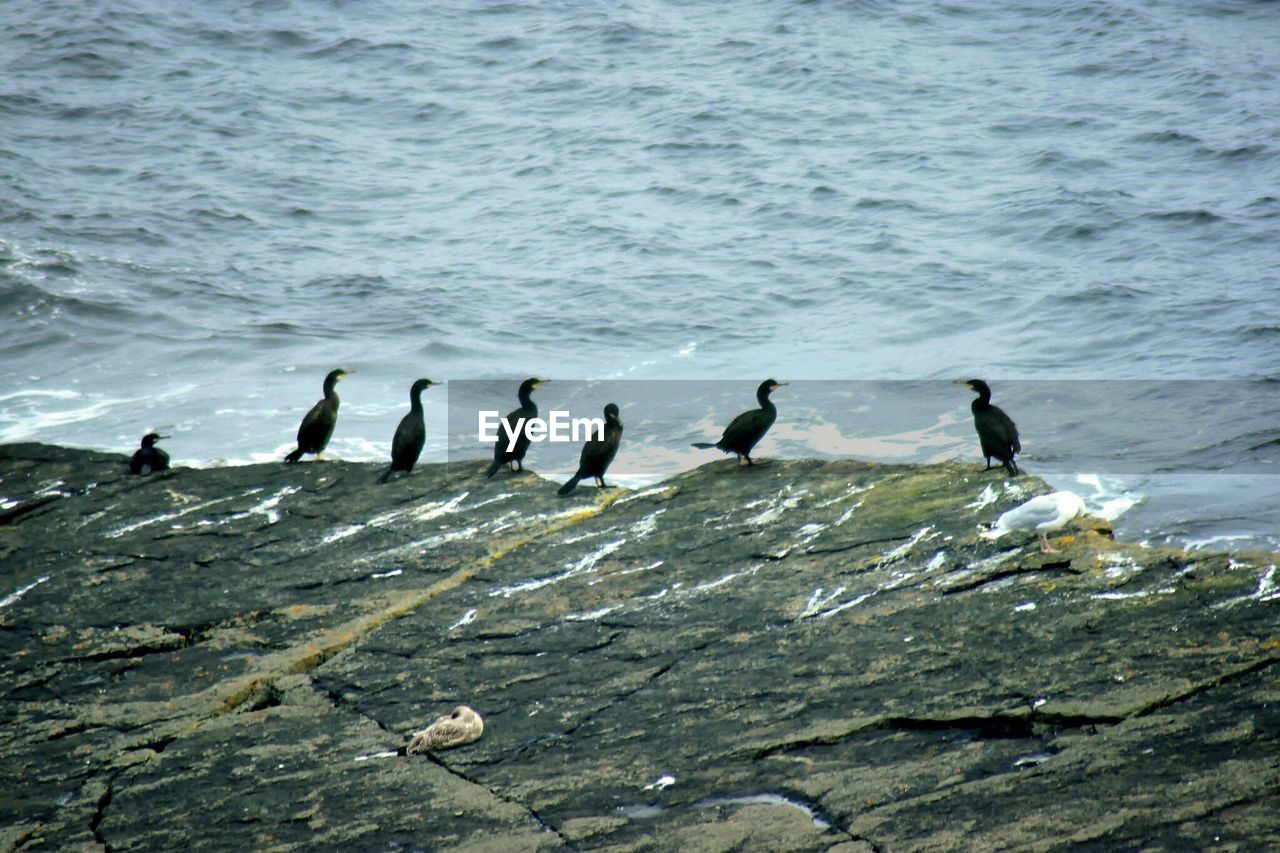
[962,378,1021,476]
[692,379,786,466]
[284,368,348,463]
[129,433,170,475]
[484,378,545,478]
[558,403,623,496]
[379,378,435,483]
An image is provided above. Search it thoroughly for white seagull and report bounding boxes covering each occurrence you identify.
[980,491,1086,554]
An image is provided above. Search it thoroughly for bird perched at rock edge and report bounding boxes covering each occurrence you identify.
[692,379,786,466]
[485,378,546,478]
[960,378,1021,476]
[379,378,435,483]
[129,433,170,475]
[406,705,484,754]
[980,491,1085,554]
[558,403,623,495]
[284,368,348,463]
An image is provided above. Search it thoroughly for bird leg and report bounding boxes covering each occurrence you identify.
[316,453,324,462]
[1038,532,1061,554]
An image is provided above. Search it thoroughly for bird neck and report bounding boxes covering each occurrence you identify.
[971,390,991,409]
[323,377,341,399]
[757,389,776,411]
[410,389,424,413]
[518,388,535,409]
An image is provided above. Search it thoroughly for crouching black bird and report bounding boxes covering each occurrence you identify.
[379,378,436,483]
[484,378,546,478]
[960,378,1020,476]
[284,368,348,463]
[129,433,170,475]
[558,403,623,496]
[692,379,786,466]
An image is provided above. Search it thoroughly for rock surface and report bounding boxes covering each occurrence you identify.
[1,442,1278,851]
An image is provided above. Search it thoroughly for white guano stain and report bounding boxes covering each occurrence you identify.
[489,538,627,598]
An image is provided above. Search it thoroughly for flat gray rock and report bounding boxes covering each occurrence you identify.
[1,443,1277,851]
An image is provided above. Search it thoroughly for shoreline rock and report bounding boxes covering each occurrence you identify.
[1,443,1277,851]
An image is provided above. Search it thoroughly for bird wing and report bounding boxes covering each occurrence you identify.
[993,494,1062,532]
[991,406,1020,453]
[720,408,773,450]
[391,411,425,465]
[297,398,335,444]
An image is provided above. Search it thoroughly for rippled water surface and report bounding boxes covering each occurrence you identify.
[2,1,1278,547]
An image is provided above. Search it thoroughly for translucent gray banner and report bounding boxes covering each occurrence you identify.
[443,379,1280,484]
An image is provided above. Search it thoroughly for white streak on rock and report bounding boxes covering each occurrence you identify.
[449,608,477,629]
[1,576,49,610]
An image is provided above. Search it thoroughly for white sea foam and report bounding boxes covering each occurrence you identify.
[1073,474,1140,521]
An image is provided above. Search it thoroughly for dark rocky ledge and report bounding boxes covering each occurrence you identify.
[1,442,1278,851]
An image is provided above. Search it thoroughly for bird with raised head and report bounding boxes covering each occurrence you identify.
[129,433,170,475]
[558,402,623,495]
[692,379,786,466]
[379,378,435,483]
[484,378,546,478]
[960,378,1020,476]
[284,368,348,463]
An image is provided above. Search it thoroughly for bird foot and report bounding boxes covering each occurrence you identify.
[1038,534,1061,554]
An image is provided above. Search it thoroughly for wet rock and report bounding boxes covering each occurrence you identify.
[1,443,1277,850]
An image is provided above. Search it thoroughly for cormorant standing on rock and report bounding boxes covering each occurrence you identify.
[379,378,435,483]
[960,379,1021,476]
[284,368,348,463]
[692,379,786,466]
[485,378,546,478]
[129,433,170,475]
[558,403,623,495]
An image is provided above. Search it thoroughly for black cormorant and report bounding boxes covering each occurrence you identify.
[692,379,786,466]
[129,433,170,475]
[961,379,1020,476]
[484,378,546,478]
[284,368,348,463]
[558,403,623,496]
[379,378,435,483]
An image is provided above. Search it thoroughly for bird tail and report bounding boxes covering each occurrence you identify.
[691,442,717,449]
[377,467,394,484]
[484,458,503,479]
[284,447,304,464]
[557,475,582,496]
